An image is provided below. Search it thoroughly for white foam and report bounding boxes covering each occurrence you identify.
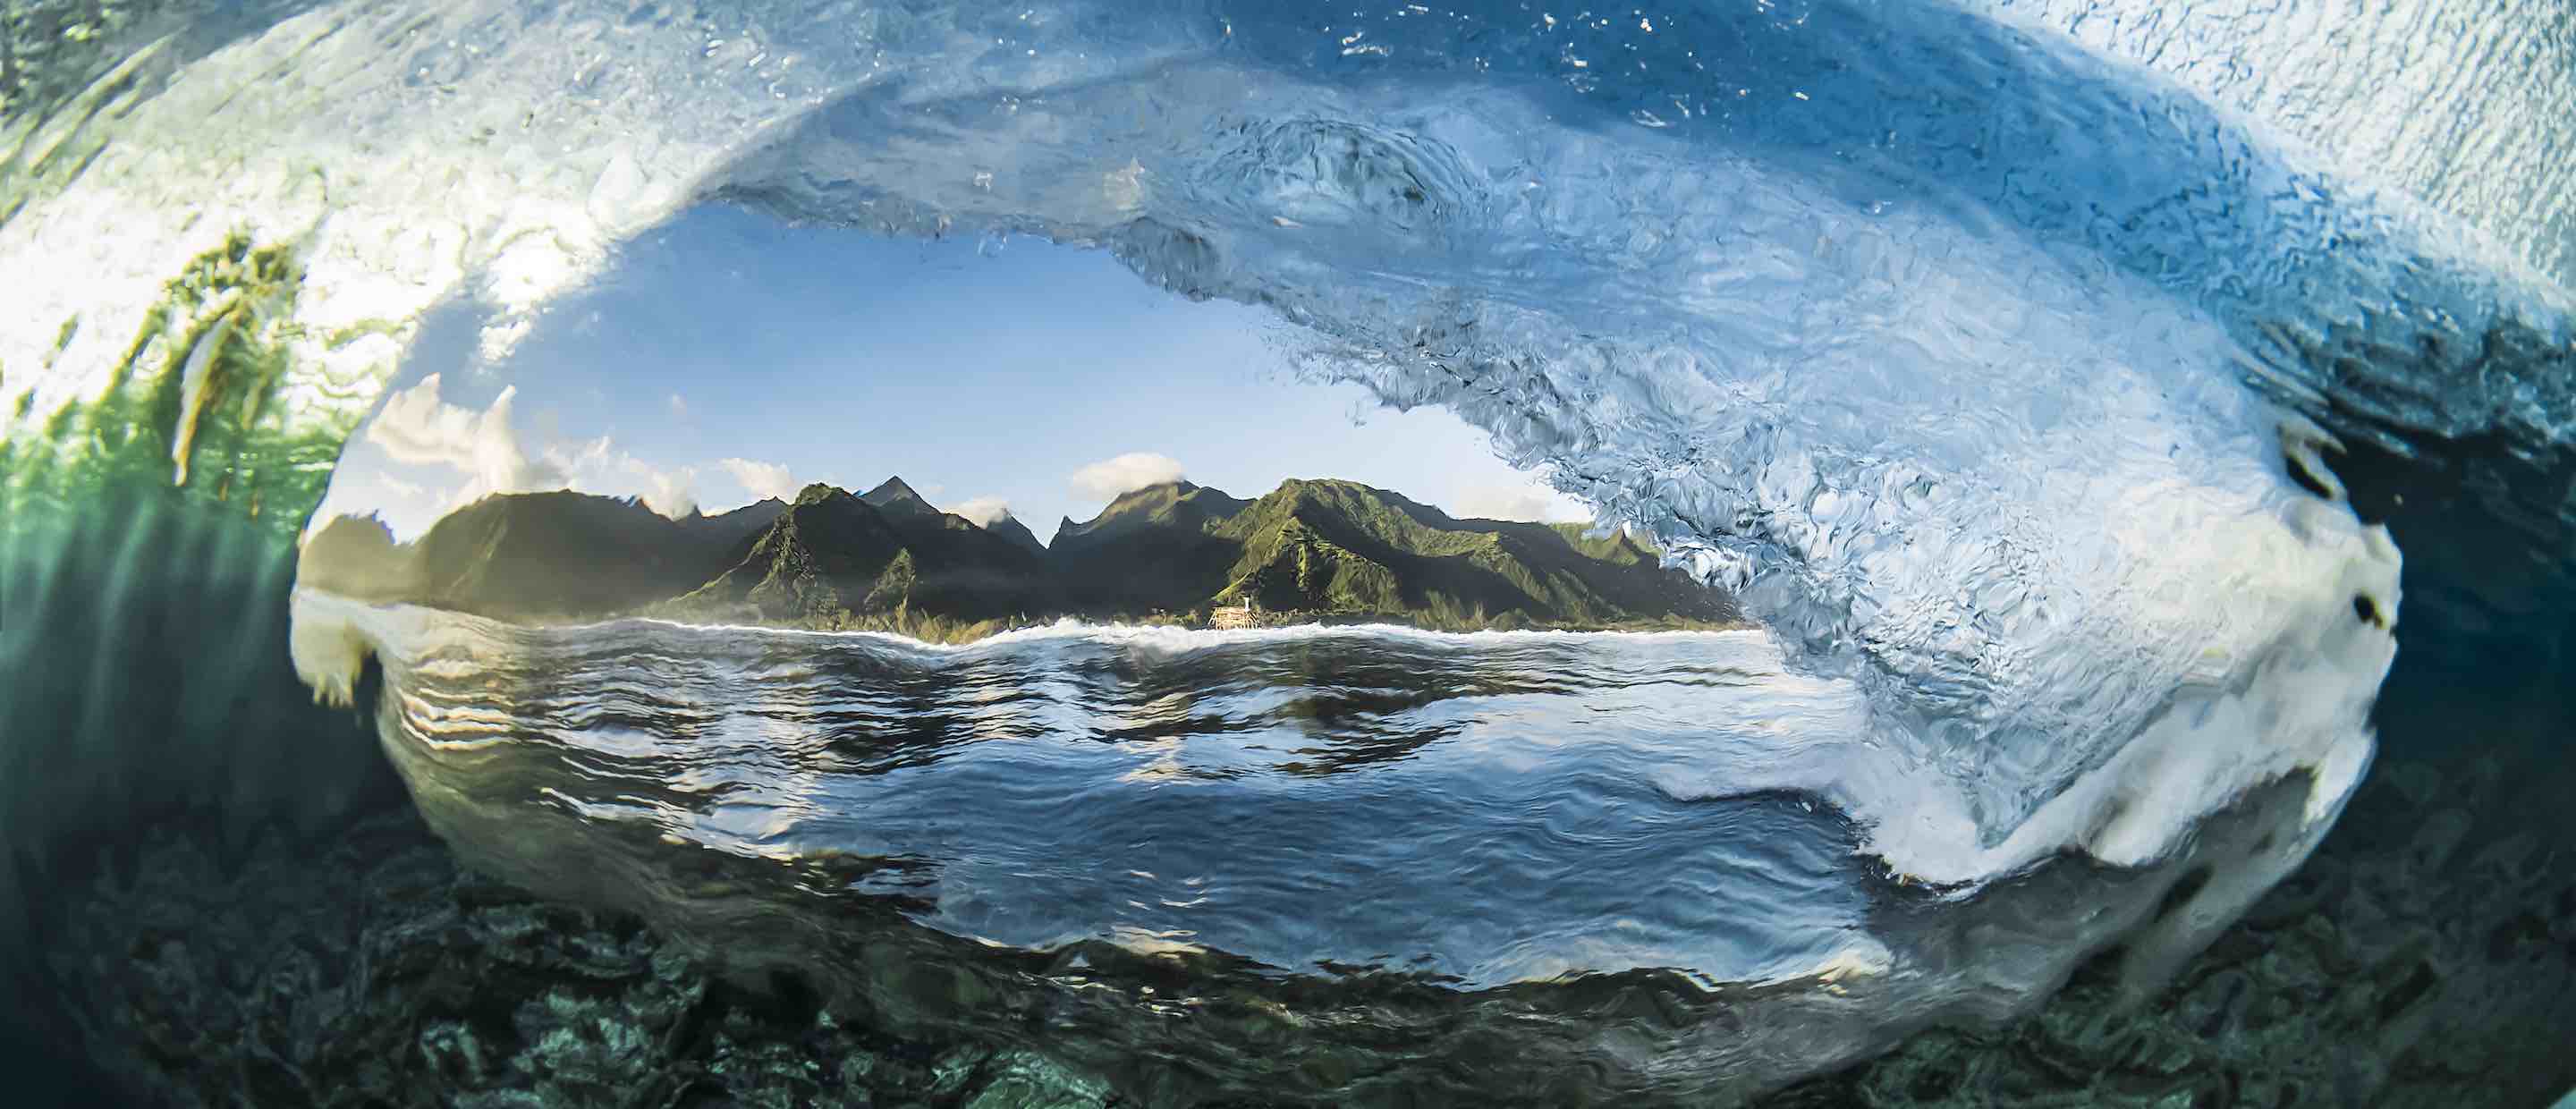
[302,536,2390,899]
[289,591,377,708]
[1866,492,2400,885]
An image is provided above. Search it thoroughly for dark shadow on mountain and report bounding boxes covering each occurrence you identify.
[300,477,1742,642]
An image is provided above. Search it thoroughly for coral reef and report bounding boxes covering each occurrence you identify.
[48,810,1111,1109]
[40,749,2572,1107]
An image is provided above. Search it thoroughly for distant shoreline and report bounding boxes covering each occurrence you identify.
[298,587,1757,645]
[301,477,1743,645]
[633,598,1749,644]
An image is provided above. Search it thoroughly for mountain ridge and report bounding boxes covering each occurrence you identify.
[299,478,1741,640]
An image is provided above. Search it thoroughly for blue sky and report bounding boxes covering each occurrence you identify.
[318,205,1588,543]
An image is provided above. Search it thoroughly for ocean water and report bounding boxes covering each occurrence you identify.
[286,591,2343,1101]
[4,0,2574,1105]
[330,604,1878,992]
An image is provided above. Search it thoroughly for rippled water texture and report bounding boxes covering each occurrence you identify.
[284,589,2343,1100]
[335,597,1879,987]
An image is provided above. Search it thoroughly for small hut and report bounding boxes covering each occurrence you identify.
[1211,595,1260,630]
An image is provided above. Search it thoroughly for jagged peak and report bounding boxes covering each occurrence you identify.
[1273,476,1393,497]
[308,511,395,540]
[1100,478,1199,510]
[863,475,930,506]
[982,512,1048,553]
[793,482,851,505]
[1063,481,1199,537]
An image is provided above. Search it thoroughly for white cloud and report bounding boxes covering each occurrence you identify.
[666,393,690,419]
[1069,452,1186,500]
[547,436,699,519]
[1453,480,1592,523]
[308,465,451,543]
[720,457,801,503]
[365,374,563,502]
[332,374,705,531]
[948,495,1013,526]
[631,464,699,518]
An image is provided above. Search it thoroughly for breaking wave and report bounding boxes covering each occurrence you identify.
[13,0,2576,1101]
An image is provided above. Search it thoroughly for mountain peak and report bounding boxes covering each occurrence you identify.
[309,481,1736,639]
[1108,478,1198,503]
[793,482,851,506]
[1058,479,1248,545]
[862,476,937,516]
[985,513,1051,558]
[865,475,924,500]
[1097,479,1238,520]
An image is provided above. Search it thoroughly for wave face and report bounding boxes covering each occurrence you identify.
[684,0,2429,891]
[10,0,2572,1102]
[300,593,2326,1101]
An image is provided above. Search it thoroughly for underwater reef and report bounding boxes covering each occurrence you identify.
[30,745,2573,1108]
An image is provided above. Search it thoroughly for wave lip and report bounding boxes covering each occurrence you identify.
[683,0,2445,890]
[7,0,2436,888]
[13,0,2523,1096]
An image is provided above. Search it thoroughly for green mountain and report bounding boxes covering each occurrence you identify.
[673,478,1055,630]
[666,484,912,625]
[1053,480,1255,614]
[1059,478,1737,630]
[684,497,791,549]
[859,478,1057,619]
[408,491,775,621]
[296,494,780,622]
[1055,480,1253,546]
[858,476,940,520]
[982,514,1049,560]
[297,477,1738,639]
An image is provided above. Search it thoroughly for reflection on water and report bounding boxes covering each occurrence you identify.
[343,594,1867,987]
[292,589,2336,1103]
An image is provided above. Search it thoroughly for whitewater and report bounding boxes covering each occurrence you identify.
[7,0,2574,1103]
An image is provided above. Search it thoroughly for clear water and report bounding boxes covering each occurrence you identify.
[335,597,1876,988]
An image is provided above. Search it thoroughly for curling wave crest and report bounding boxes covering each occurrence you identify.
[15,0,2575,1100]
